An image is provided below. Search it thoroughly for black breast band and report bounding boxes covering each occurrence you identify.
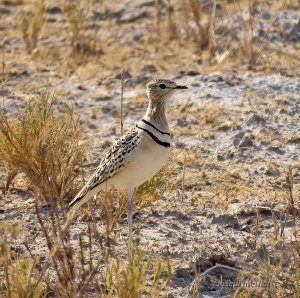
[141,119,170,136]
[136,124,170,148]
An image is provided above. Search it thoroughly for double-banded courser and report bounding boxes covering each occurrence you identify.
[68,78,188,257]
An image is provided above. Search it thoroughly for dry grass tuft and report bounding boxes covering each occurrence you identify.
[107,245,171,298]
[20,0,45,53]
[0,203,171,297]
[188,0,217,53]
[63,0,100,64]
[201,103,223,124]
[33,199,107,297]
[236,167,300,296]
[0,222,45,297]
[233,0,264,65]
[173,0,288,66]
[0,95,87,202]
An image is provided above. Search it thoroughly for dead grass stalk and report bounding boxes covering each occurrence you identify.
[20,0,45,53]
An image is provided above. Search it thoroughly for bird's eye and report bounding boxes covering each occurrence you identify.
[159,84,166,89]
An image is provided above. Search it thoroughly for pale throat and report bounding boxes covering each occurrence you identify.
[144,96,169,129]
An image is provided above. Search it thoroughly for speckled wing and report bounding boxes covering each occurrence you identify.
[69,126,140,206]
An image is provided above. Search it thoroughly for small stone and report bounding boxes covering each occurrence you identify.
[177,118,189,127]
[212,214,239,228]
[283,22,292,31]
[217,154,225,161]
[95,96,112,102]
[175,141,187,149]
[175,268,192,279]
[117,10,149,24]
[186,70,200,76]
[138,1,155,8]
[262,11,271,20]
[246,113,266,125]
[133,34,143,42]
[239,135,254,148]
[265,168,280,177]
[172,268,193,287]
[290,19,300,41]
[46,6,62,14]
[140,64,157,73]
[77,85,86,91]
[241,225,251,232]
[228,203,244,215]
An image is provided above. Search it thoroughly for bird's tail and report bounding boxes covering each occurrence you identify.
[69,192,84,207]
[69,184,99,207]
[61,188,98,239]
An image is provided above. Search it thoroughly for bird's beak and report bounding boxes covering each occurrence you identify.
[175,85,188,89]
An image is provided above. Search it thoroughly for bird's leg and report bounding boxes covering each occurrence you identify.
[126,186,137,259]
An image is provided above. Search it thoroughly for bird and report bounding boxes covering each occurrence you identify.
[67,78,188,257]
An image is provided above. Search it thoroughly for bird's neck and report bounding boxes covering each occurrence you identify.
[144,99,169,130]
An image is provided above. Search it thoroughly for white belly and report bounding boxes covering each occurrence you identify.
[102,139,170,189]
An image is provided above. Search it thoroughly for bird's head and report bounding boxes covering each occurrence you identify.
[146,78,188,102]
